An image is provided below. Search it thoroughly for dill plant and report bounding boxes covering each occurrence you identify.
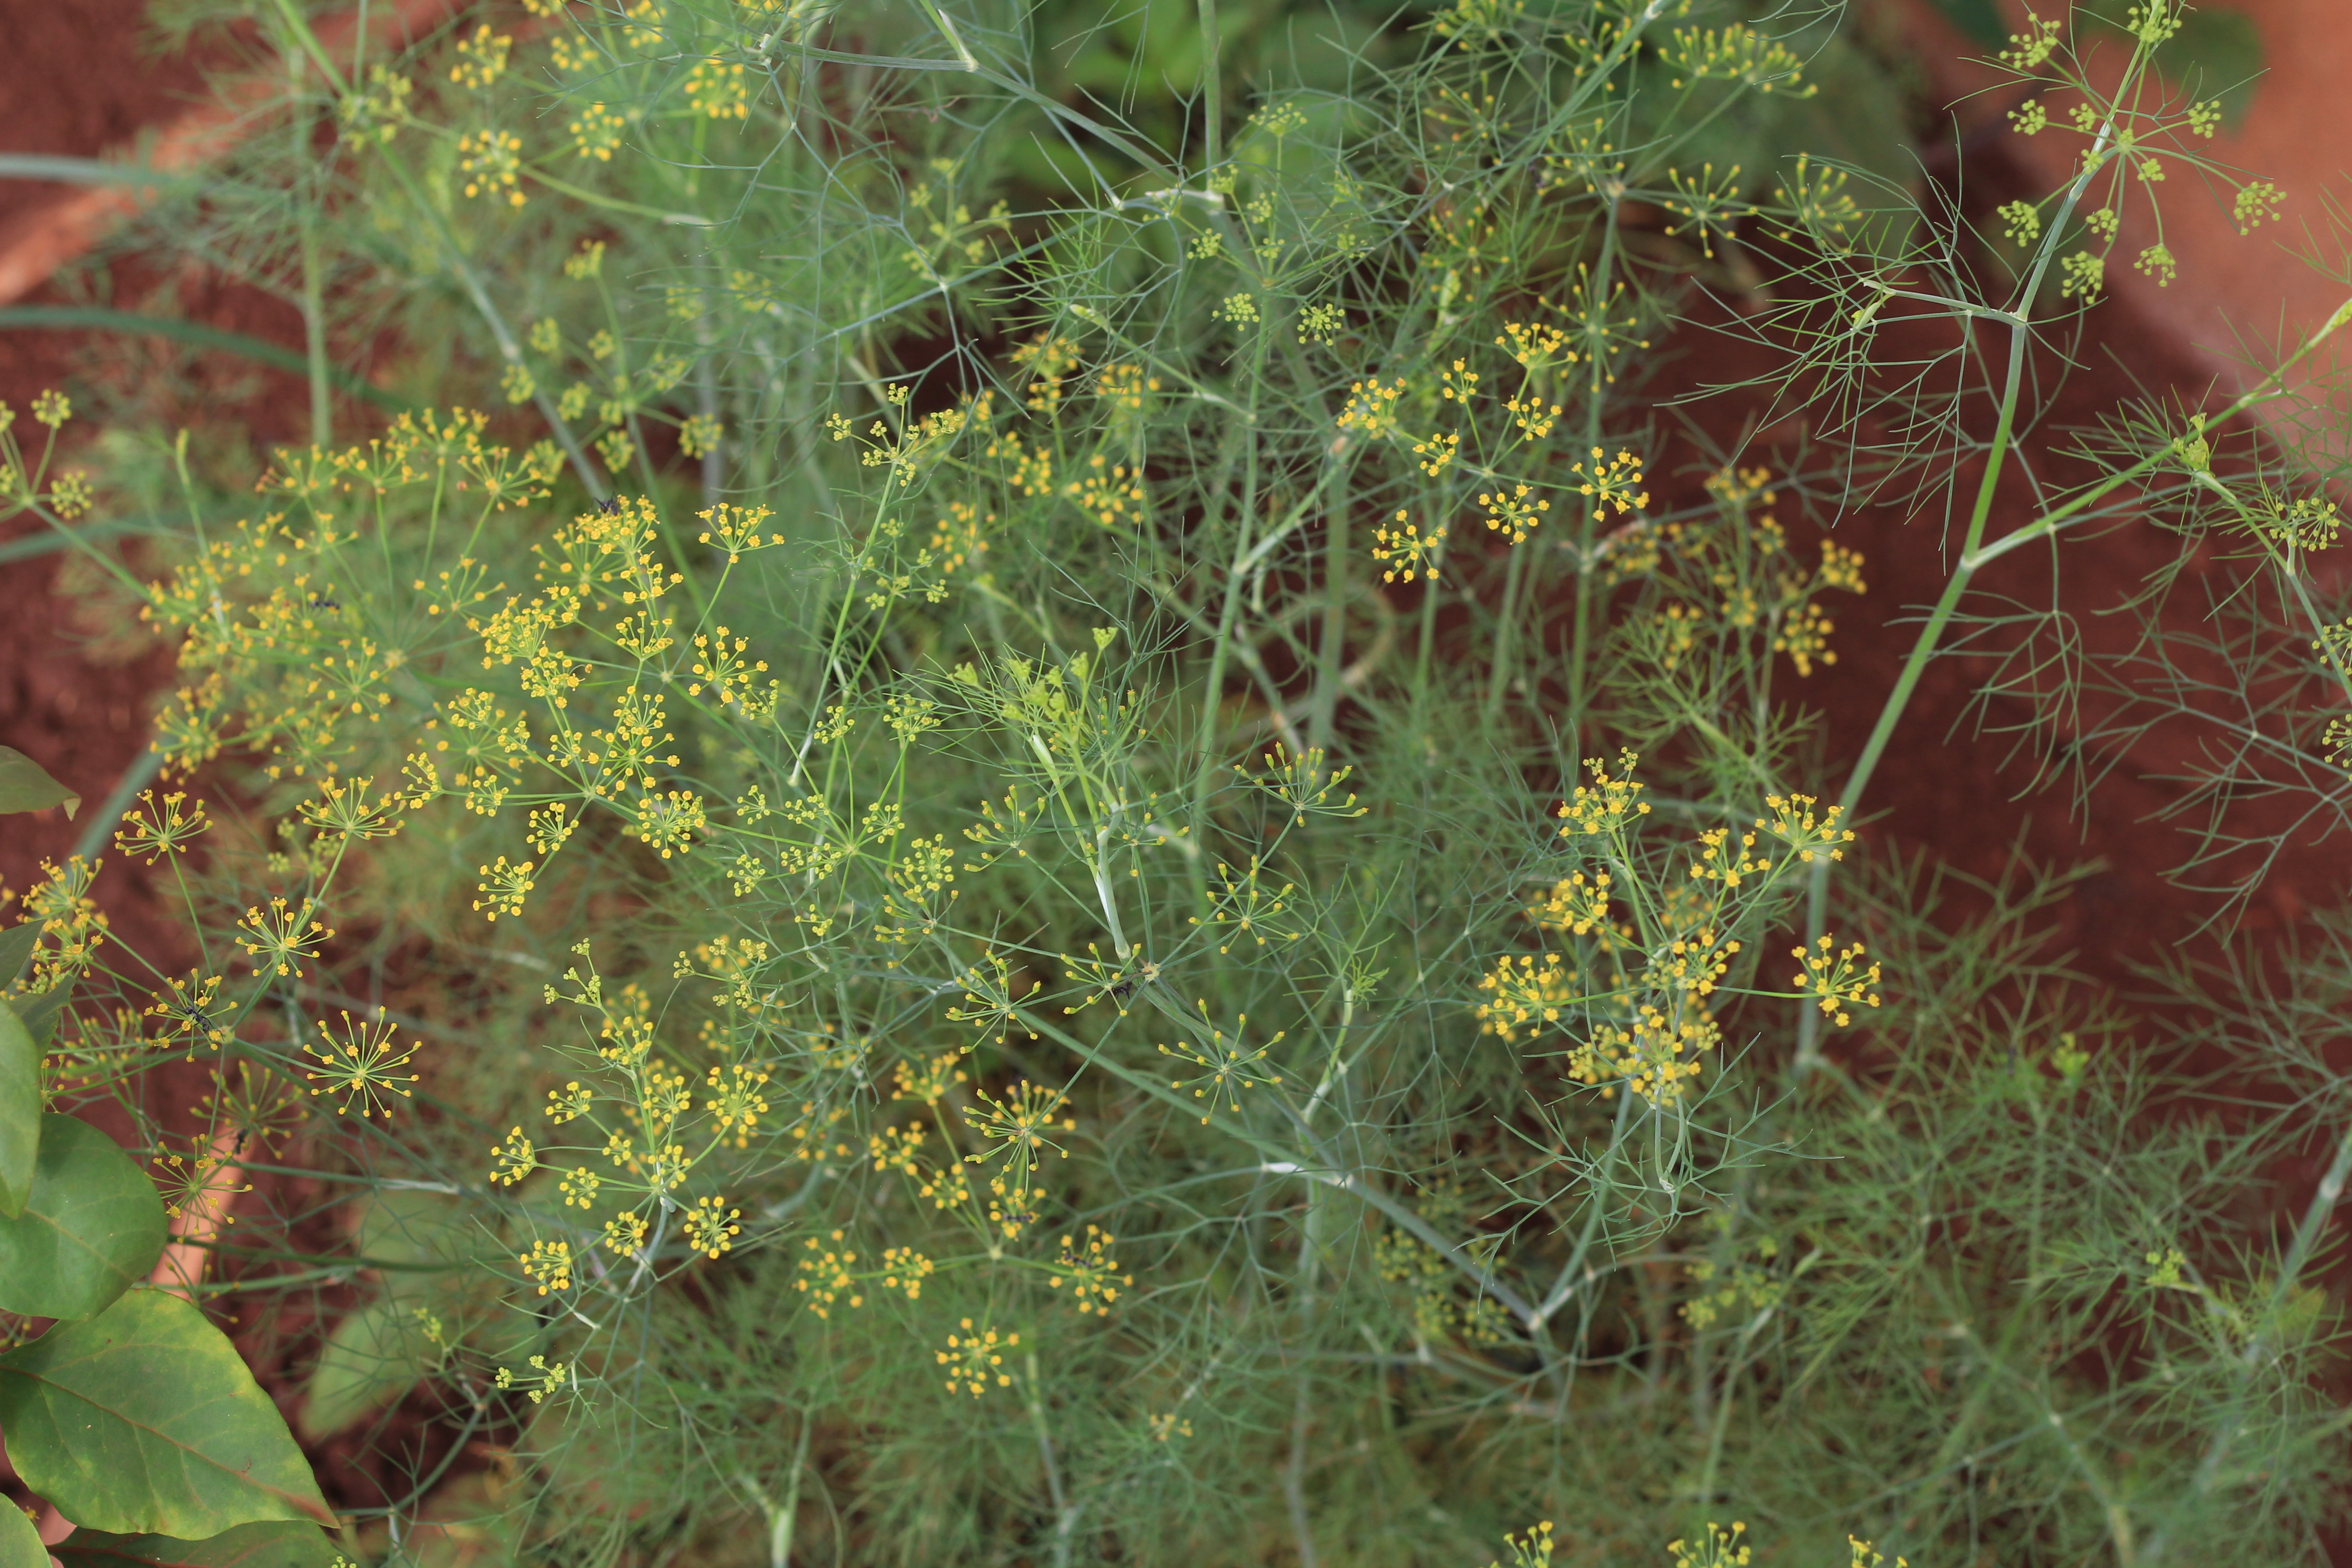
[17,0,2352,1562]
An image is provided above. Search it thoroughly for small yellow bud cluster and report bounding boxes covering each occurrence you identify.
[1790,934,1884,1027]
[937,1318,1020,1396]
[457,129,526,208]
[1372,511,1445,583]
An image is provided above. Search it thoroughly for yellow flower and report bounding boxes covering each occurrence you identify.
[936,1318,1020,1396]
[686,58,750,119]
[457,129,526,208]
[686,1195,743,1259]
[114,789,210,863]
[1570,446,1649,522]
[302,1010,419,1118]
[1476,482,1551,544]
[489,1126,538,1186]
[1790,934,1884,1027]
[1475,952,1574,1043]
[1555,749,1650,838]
[519,1238,573,1295]
[1049,1225,1133,1315]
[569,101,625,161]
[448,24,511,89]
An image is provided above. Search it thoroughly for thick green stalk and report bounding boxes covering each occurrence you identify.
[1484,541,1529,722]
[1197,0,1222,174]
[291,46,331,449]
[1792,74,2142,1070]
[1308,458,1352,751]
[1561,202,1622,747]
[1793,316,2026,1070]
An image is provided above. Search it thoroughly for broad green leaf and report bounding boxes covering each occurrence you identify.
[0,920,37,987]
[0,747,77,819]
[0,1496,46,1568]
[299,1193,479,1437]
[54,1523,341,1568]
[0,1290,333,1534]
[13,985,65,1050]
[0,1114,166,1318]
[296,1296,429,1439]
[0,1001,36,1219]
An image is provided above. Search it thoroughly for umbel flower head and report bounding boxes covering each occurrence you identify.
[302,1010,419,1117]
[937,1318,1021,1396]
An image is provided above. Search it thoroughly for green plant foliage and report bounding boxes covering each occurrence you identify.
[0,745,77,819]
[297,1188,490,1436]
[0,999,37,1217]
[0,1114,167,1318]
[10,0,2351,1560]
[2075,0,2264,129]
[0,1499,47,1568]
[0,920,39,988]
[1925,0,2004,49]
[51,1524,342,1568]
[296,1296,432,1441]
[0,1291,334,1535]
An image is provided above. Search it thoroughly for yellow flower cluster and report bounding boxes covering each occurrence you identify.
[302,1010,419,1118]
[458,129,526,207]
[685,1195,742,1258]
[1372,511,1445,583]
[448,24,511,89]
[1571,446,1649,522]
[1064,454,1147,528]
[519,1238,573,1296]
[1475,951,1574,1043]
[1528,869,1612,938]
[1790,934,1884,1027]
[1049,1225,1132,1314]
[1337,377,1406,440]
[1662,25,1811,93]
[937,1318,1020,1396]
[570,101,625,161]
[1477,482,1551,544]
[1571,1005,1721,1100]
[1556,750,1650,837]
[1668,1521,1750,1568]
[686,58,750,119]
[1158,1007,1284,1122]
[1485,1519,1555,1568]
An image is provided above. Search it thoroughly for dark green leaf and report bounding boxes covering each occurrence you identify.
[13,986,66,1051]
[0,1495,47,1568]
[0,1114,167,1319]
[1926,0,2005,49]
[0,1002,36,1220]
[0,747,77,819]
[54,1523,341,1568]
[0,921,36,988]
[0,1291,333,1535]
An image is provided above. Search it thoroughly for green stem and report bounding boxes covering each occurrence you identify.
[1485,542,1529,721]
[1198,0,1222,174]
[292,50,331,449]
[1309,458,1352,751]
[2145,1112,2352,1563]
[1792,55,2155,1072]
